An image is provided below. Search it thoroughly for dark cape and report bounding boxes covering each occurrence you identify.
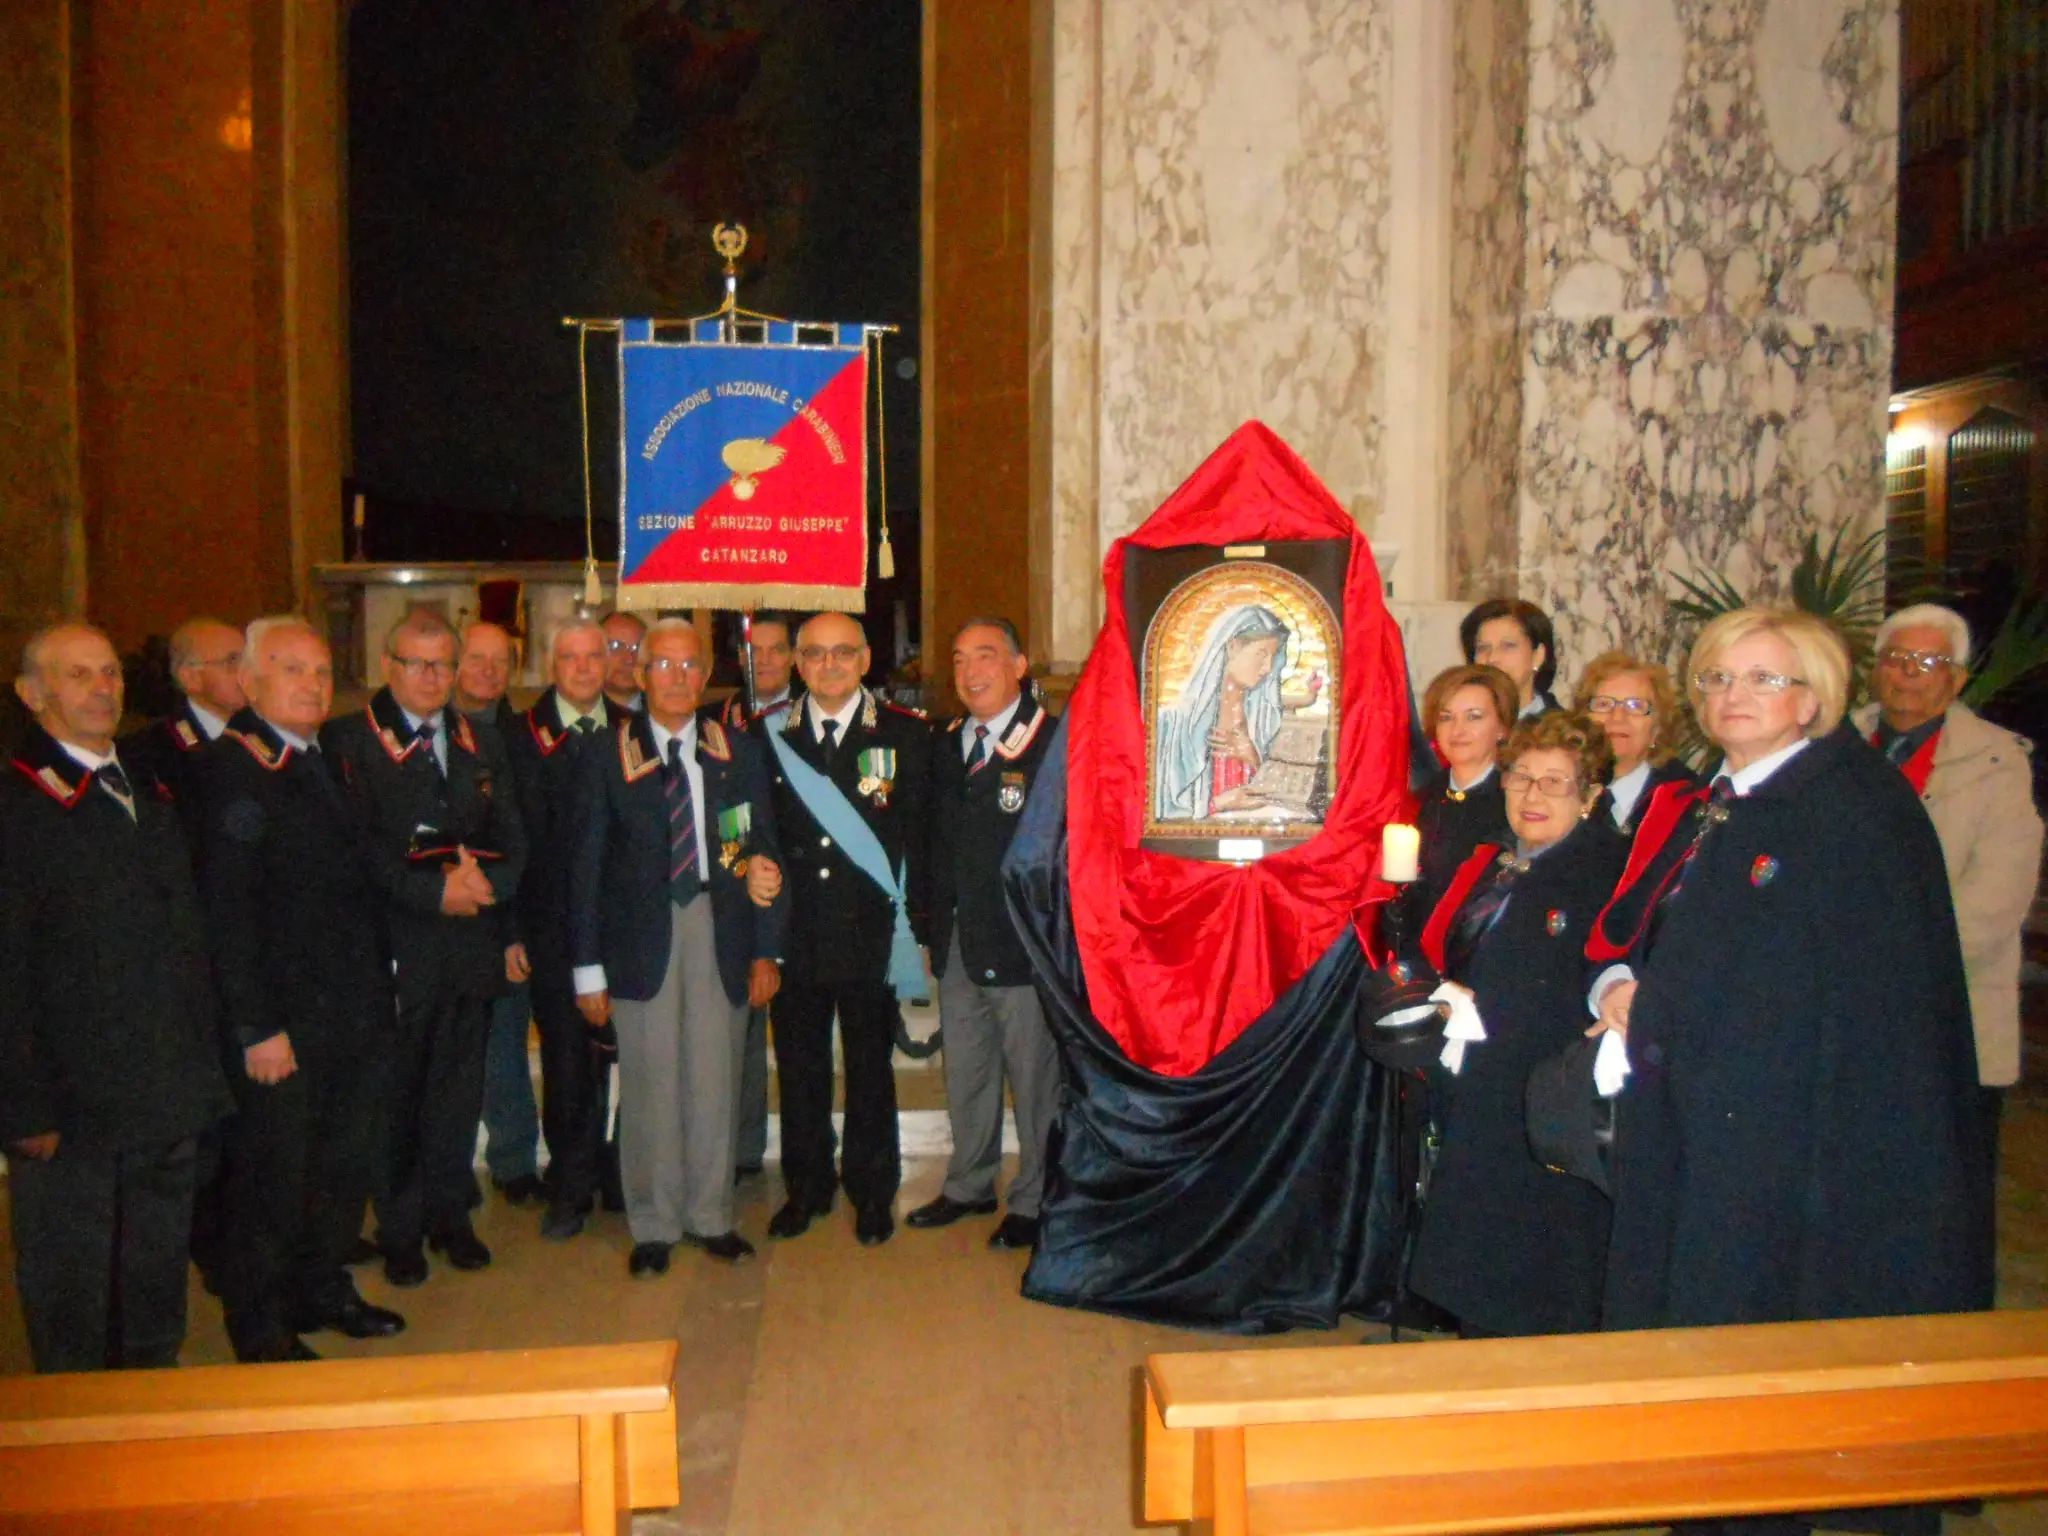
[1404,820,1628,1337]
[1002,724,1396,1333]
[1602,726,1993,1329]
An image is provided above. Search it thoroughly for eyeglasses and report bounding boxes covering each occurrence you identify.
[799,644,863,665]
[645,657,705,678]
[194,653,242,670]
[390,656,456,677]
[1694,667,1805,697]
[1502,769,1582,797]
[1586,695,1654,717]
[1877,647,1955,676]
[605,639,641,655]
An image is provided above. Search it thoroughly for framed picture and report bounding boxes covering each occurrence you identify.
[1126,541,1347,860]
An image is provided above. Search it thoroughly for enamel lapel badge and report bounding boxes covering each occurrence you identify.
[1546,908,1568,937]
[1751,854,1779,888]
[998,771,1027,814]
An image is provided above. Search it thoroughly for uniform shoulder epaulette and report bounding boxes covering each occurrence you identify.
[882,701,927,721]
[944,716,964,734]
[225,728,291,772]
[700,718,733,761]
[172,718,203,750]
[10,759,91,809]
[449,712,480,757]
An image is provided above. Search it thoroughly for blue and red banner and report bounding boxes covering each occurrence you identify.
[617,319,870,610]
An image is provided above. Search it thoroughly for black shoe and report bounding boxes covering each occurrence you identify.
[681,1230,756,1263]
[767,1200,816,1239]
[540,1202,587,1242]
[382,1243,428,1288]
[427,1225,493,1271]
[493,1172,546,1208]
[296,1288,406,1340]
[345,1236,379,1266]
[628,1241,671,1277]
[987,1214,1040,1251]
[855,1204,895,1246]
[906,1194,998,1229]
[236,1334,321,1364]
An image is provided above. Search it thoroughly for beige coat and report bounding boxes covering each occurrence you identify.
[1852,700,2043,1085]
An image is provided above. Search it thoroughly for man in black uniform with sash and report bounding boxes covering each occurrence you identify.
[197,617,404,1360]
[757,611,931,1246]
[1,623,230,1372]
[906,618,1060,1251]
[323,608,527,1288]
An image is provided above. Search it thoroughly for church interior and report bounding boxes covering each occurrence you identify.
[5,0,2048,1532]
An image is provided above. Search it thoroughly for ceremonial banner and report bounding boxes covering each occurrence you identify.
[617,318,870,610]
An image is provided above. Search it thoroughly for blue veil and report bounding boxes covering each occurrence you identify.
[1152,604,1291,820]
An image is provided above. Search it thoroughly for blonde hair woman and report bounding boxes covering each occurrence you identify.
[1583,607,1990,1347]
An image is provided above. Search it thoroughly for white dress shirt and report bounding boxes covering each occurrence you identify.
[400,706,447,773]
[808,692,862,746]
[962,693,1024,763]
[1448,762,1496,795]
[58,739,133,817]
[574,716,707,998]
[1607,761,1652,828]
[188,701,229,741]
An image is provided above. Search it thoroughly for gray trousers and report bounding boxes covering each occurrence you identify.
[611,896,748,1243]
[937,934,1059,1218]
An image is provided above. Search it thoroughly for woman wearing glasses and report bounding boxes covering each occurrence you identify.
[1587,608,1989,1354]
[1573,651,1697,831]
[1395,711,1626,1338]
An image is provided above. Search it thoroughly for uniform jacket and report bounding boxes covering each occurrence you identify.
[1851,699,2043,1085]
[193,710,391,1051]
[568,709,789,1006]
[766,688,933,988]
[0,723,230,1149]
[119,698,218,851]
[320,688,528,1002]
[929,686,1056,986]
[1612,757,1701,836]
[1385,768,1511,955]
[505,689,609,971]
[719,685,802,732]
[1400,821,1628,1337]
[1595,726,1990,1330]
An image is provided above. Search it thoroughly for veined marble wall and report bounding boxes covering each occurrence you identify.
[1043,0,1393,665]
[1446,0,1530,600]
[1517,0,1899,673]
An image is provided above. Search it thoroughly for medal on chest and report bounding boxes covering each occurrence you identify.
[717,803,753,876]
[857,746,897,807]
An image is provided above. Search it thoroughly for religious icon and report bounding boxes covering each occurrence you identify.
[1142,559,1340,846]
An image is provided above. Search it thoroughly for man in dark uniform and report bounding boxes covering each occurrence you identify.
[119,614,246,842]
[506,616,619,1241]
[196,617,404,1361]
[1,623,230,1372]
[569,619,789,1274]
[718,610,804,1175]
[756,611,931,1246]
[323,608,527,1288]
[906,618,1060,1251]
[601,610,648,717]
[455,620,544,1208]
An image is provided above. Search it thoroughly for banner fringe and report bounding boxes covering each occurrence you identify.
[613,583,867,614]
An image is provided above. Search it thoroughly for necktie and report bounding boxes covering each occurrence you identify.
[1884,732,1917,766]
[820,717,840,766]
[575,715,599,735]
[966,724,990,774]
[1445,855,1522,977]
[665,737,700,903]
[97,761,133,799]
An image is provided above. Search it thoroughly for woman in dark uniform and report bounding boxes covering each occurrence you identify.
[1412,663,1517,904]
[1574,650,1697,833]
[1400,712,1627,1337]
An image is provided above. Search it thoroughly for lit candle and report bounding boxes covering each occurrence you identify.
[1380,823,1420,883]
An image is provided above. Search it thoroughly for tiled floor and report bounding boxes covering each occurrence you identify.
[4,1023,2048,1534]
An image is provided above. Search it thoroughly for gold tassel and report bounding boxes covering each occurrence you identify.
[877,526,896,580]
[583,559,603,606]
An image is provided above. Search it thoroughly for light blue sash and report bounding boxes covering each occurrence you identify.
[768,730,928,1001]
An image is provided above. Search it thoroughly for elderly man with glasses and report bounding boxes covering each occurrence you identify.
[1852,602,2043,1219]
[322,608,527,1288]
[121,615,248,844]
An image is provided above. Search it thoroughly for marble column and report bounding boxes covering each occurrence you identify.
[0,0,87,683]
[1517,0,1899,676]
[1039,0,1395,669]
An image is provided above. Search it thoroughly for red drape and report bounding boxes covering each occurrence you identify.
[1063,421,1415,1076]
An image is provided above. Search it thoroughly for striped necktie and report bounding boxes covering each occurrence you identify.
[665,737,700,903]
[967,724,990,774]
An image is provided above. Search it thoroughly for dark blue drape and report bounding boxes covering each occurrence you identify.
[1002,722,1400,1333]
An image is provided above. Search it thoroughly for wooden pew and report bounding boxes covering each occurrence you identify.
[1143,1310,2048,1535]
[0,1340,679,1535]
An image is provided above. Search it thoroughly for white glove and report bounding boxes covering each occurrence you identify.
[1594,1029,1631,1098]
[1433,981,1486,1075]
